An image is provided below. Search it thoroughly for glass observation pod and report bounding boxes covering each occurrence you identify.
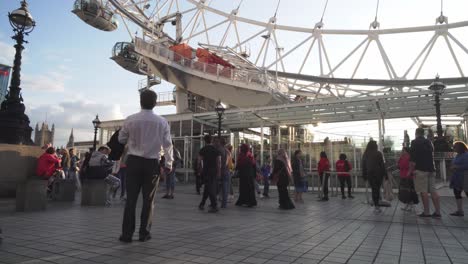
[111,42,148,75]
[72,0,118,32]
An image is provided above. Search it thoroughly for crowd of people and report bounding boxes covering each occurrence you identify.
[32,89,468,243]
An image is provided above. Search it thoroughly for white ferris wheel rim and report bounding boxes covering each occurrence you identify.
[109,0,468,36]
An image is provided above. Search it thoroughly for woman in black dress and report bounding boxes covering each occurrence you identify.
[272,149,295,210]
[235,144,257,207]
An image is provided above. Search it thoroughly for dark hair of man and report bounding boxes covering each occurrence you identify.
[415,127,425,137]
[140,89,157,110]
[294,150,302,157]
[365,140,378,154]
[339,153,347,160]
[204,134,212,144]
[46,147,55,154]
[69,148,74,153]
[320,151,327,158]
[220,137,226,146]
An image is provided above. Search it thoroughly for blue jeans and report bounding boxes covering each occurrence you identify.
[221,171,231,208]
[166,170,176,191]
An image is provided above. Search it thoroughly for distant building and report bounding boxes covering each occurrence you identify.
[34,122,55,147]
[66,128,75,148]
[72,141,95,159]
[0,64,11,104]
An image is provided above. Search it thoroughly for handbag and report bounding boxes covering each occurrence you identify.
[398,181,419,204]
[383,179,394,201]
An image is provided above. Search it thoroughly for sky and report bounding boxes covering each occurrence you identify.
[0,0,467,147]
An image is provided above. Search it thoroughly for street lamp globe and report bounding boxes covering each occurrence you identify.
[8,1,35,34]
[428,76,446,94]
[215,100,225,116]
[92,115,101,129]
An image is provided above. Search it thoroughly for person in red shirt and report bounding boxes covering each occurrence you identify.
[36,147,64,194]
[336,154,354,199]
[317,151,330,201]
[398,147,418,211]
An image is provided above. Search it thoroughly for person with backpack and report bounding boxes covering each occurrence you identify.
[336,153,354,199]
[398,147,418,211]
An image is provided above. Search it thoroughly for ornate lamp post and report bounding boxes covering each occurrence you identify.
[0,1,36,144]
[428,76,450,152]
[214,101,225,139]
[92,115,101,151]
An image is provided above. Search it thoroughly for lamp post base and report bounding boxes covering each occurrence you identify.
[0,102,33,145]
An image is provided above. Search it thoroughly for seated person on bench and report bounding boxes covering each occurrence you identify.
[36,147,65,195]
[88,146,121,206]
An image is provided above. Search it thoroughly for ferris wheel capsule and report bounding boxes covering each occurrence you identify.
[111,42,147,75]
[72,0,118,32]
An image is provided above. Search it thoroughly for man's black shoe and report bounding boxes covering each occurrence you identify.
[139,234,151,242]
[119,235,132,243]
[208,207,219,213]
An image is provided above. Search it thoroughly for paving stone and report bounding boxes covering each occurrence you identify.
[1,187,468,264]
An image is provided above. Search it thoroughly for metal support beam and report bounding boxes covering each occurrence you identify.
[463,112,468,142]
[260,124,264,165]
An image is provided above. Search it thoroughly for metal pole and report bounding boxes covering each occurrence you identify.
[269,130,272,161]
[260,124,264,165]
[277,125,281,151]
[463,113,468,142]
[378,118,384,151]
[93,126,98,151]
[434,92,443,138]
[200,124,204,148]
[218,113,222,139]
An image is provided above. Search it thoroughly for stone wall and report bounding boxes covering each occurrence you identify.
[0,144,43,197]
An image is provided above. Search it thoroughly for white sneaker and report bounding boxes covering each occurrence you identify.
[374,207,382,214]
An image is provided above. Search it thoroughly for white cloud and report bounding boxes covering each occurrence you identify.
[0,40,15,66]
[22,71,69,92]
[26,98,125,147]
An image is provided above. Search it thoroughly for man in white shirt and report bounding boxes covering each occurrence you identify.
[118,89,173,243]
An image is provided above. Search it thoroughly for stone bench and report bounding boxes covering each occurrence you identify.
[51,179,76,202]
[81,179,107,206]
[16,178,47,212]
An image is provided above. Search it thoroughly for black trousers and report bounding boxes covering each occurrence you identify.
[369,178,382,206]
[196,173,203,193]
[122,155,159,239]
[339,177,352,196]
[320,173,330,198]
[200,176,218,208]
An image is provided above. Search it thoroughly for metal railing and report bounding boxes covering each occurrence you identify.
[134,38,289,96]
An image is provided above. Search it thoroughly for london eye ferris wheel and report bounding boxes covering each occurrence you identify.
[71,0,468,112]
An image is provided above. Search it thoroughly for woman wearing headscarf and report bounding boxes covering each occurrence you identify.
[272,149,295,210]
[362,140,386,214]
[292,150,306,202]
[235,144,257,207]
[449,141,468,216]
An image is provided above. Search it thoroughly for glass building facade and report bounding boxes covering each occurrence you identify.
[0,64,11,104]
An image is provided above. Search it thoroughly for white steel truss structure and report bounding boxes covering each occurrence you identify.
[86,0,468,117]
